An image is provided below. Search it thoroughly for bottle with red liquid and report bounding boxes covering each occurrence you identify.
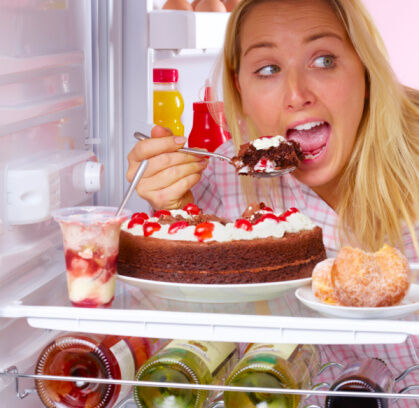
[35,333,151,408]
[325,358,393,408]
[188,83,231,152]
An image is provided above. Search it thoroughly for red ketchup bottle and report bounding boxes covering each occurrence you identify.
[188,84,231,152]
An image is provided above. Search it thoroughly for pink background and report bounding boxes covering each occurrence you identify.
[362,0,419,89]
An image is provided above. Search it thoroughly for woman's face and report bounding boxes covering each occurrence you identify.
[236,0,366,202]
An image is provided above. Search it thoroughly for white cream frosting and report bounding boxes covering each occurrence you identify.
[252,135,289,150]
[254,159,276,172]
[122,209,316,242]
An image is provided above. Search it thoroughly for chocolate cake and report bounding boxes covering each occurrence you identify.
[117,203,326,284]
[231,135,304,176]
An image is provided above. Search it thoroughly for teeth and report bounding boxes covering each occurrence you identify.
[293,121,324,131]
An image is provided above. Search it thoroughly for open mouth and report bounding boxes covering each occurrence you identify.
[286,121,330,161]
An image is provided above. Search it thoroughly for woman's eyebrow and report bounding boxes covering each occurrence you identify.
[243,42,276,57]
[304,31,343,43]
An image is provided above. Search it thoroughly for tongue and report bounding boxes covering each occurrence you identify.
[287,123,330,153]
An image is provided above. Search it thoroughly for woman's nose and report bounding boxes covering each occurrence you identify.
[282,70,315,111]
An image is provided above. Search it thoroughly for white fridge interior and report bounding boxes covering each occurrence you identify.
[0,0,418,407]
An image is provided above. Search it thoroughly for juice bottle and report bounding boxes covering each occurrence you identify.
[153,68,184,136]
[224,343,321,408]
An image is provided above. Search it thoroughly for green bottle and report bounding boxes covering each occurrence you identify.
[134,339,238,408]
[224,344,321,408]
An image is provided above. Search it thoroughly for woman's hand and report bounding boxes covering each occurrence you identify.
[127,126,208,210]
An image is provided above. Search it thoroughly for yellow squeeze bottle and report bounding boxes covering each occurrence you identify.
[153,68,184,136]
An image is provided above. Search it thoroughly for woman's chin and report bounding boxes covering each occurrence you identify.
[292,168,335,190]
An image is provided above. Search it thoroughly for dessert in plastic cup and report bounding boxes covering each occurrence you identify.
[52,206,131,308]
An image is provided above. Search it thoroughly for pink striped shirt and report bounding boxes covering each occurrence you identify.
[192,139,419,262]
[192,139,419,406]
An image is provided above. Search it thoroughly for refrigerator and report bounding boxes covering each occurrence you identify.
[0,0,418,407]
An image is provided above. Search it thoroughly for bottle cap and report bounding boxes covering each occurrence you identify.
[153,68,179,83]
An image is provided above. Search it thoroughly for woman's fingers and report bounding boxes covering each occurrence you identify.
[138,160,208,192]
[141,173,203,210]
[126,125,207,210]
[127,150,205,182]
[127,134,187,163]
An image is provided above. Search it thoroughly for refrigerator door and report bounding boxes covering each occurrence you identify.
[0,1,118,405]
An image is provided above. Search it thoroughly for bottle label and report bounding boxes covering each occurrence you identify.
[245,343,298,360]
[167,340,236,374]
[110,339,136,405]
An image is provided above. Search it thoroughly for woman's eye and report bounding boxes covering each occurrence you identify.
[255,65,281,76]
[313,55,336,68]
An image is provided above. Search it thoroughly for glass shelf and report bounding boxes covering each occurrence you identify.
[0,270,418,345]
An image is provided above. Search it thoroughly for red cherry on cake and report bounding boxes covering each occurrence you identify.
[128,212,149,228]
[282,207,299,218]
[183,203,201,215]
[143,222,161,237]
[235,219,253,231]
[132,212,149,221]
[153,209,171,218]
[254,213,279,224]
[168,221,189,234]
[194,222,214,242]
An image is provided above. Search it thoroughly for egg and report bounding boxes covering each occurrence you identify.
[191,0,201,9]
[224,0,241,12]
[195,0,226,12]
[163,0,193,10]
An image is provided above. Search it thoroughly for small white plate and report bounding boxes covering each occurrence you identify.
[118,274,311,303]
[295,283,419,319]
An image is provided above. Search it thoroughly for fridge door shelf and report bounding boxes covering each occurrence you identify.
[0,272,418,345]
[149,10,230,50]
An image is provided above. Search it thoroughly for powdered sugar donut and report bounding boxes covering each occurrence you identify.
[312,258,339,304]
[331,245,410,307]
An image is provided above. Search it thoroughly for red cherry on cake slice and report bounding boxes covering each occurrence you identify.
[254,213,279,224]
[183,203,201,215]
[153,209,171,218]
[194,222,214,242]
[168,221,190,234]
[235,219,253,231]
[143,222,161,237]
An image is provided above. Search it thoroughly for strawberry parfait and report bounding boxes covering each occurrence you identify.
[53,206,130,308]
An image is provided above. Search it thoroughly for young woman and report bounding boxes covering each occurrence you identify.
[128,0,418,262]
[127,1,419,402]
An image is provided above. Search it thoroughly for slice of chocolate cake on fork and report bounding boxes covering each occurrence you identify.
[232,135,304,176]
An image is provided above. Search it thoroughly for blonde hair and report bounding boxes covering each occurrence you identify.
[220,0,419,255]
